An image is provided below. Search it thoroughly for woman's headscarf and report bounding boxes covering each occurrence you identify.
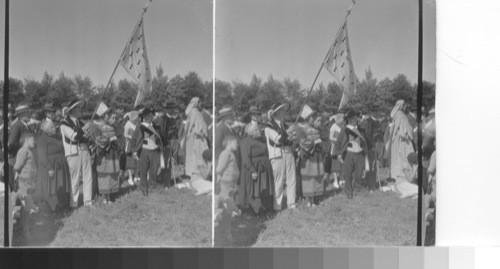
[390,100,405,119]
[41,120,55,135]
[245,121,260,138]
[185,97,200,116]
[332,113,345,125]
[127,111,139,122]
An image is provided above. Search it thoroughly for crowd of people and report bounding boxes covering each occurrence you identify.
[0,96,213,244]
[214,99,436,245]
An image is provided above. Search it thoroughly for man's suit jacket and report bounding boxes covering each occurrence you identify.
[130,123,163,157]
[333,126,367,160]
[8,119,31,158]
[154,115,178,146]
[358,117,381,150]
[214,122,234,162]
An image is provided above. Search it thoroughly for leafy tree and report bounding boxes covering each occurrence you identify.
[24,72,53,108]
[282,77,304,115]
[386,74,415,108]
[181,71,205,106]
[214,70,436,119]
[48,72,77,108]
[0,77,25,107]
[422,80,435,110]
[255,75,285,113]
[147,64,170,107]
[112,79,139,110]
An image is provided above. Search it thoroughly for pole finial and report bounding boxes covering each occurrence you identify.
[142,0,152,13]
[346,0,355,17]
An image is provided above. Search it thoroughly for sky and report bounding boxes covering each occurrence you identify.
[0,0,213,85]
[215,0,436,86]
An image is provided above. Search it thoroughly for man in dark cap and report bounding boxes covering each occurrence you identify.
[333,109,368,199]
[43,103,57,123]
[131,107,162,196]
[153,100,179,186]
[358,111,382,190]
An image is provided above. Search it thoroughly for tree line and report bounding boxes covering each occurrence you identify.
[0,65,213,114]
[215,67,435,119]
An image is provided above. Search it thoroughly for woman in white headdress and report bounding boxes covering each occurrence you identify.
[389,100,415,182]
[181,97,209,177]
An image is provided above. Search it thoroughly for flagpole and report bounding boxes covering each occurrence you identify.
[293,56,327,125]
[293,0,355,125]
[91,0,152,120]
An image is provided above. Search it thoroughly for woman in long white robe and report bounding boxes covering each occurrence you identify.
[181,97,209,177]
[389,100,415,183]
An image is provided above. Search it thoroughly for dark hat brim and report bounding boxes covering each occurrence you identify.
[139,108,156,117]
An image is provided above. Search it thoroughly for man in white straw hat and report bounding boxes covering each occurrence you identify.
[264,102,297,210]
[214,106,235,164]
[8,104,32,158]
[60,99,94,208]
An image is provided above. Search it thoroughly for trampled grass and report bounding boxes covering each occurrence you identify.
[252,191,417,247]
[50,187,211,247]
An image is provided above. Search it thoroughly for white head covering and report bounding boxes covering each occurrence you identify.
[244,121,260,137]
[185,97,200,116]
[62,107,69,117]
[127,111,139,122]
[41,120,56,134]
[390,100,405,119]
[332,113,345,125]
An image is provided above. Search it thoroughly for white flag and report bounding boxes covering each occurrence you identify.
[119,17,152,107]
[96,102,109,117]
[299,104,314,120]
[323,20,357,110]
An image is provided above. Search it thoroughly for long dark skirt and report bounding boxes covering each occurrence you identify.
[34,154,71,211]
[96,149,121,195]
[235,156,275,214]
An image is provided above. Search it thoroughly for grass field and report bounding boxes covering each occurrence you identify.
[49,187,211,247]
[230,190,417,247]
[9,183,211,247]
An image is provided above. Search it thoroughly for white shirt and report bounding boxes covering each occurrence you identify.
[264,120,291,159]
[329,123,342,142]
[141,122,160,150]
[60,116,83,157]
[346,125,363,153]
